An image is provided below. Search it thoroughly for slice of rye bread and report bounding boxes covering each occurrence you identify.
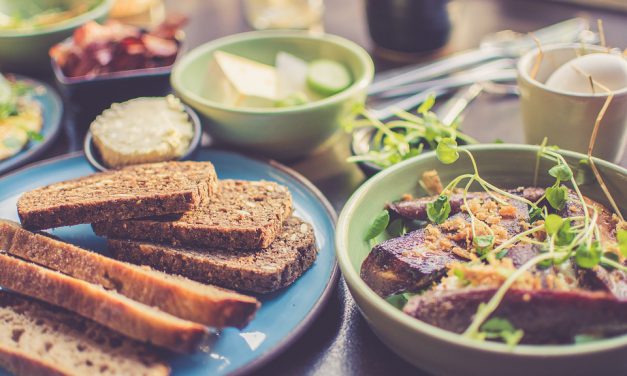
[17,161,218,230]
[108,217,317,294]
[0,291,169,376]
[0,219,260,329]
[0,252,208,353]
[93,180,293,250]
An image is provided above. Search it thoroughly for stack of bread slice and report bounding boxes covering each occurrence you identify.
[0,161,317,376]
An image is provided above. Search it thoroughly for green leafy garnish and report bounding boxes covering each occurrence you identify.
[575,159,594,185]
[479,317,524,347]
[364,210,390,241]
[575,241,601,269]
[555,219,575,246]
[544,214,563,236]
[417,94,435,114]
[528,206,543,223]
[26,130,43,142]
[548,164,573,181]
[343,96,476,169]
[436,138,459,164]
[474,235,494,256]
[426,195,451,224]
[545,185,568,211]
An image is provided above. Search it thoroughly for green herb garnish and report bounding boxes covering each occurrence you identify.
[426,195,451,224]
[364,210,390,242]
[478,317,524,347]
[545,185,568,211]
[344,95,476,169]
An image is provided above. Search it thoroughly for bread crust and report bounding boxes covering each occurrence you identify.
[108,217,318,293]
[0,291,169,376]
[0,219,260,329]
[0,253,208,353]
[17,161,218,230]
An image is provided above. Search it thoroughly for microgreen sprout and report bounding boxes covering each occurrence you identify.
[344,95,477,169]
[364,210,390,242]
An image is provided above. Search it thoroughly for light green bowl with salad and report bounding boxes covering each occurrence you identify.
[171,30,374,160]
[0,0,113,73]
[336,144,627,376]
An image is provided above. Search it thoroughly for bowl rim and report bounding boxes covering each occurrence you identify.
[0,0,114,38]
[83,101,203,172]
[171,30,375,114]
[517,43,627,98]
[336,143,627,357]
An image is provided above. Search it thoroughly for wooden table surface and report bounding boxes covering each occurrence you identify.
[9,0,627,375]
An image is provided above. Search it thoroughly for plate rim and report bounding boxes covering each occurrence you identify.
[0,75,64,175]
[0,149,339,376]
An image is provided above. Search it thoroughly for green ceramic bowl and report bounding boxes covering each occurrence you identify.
[336,144,627,376]
[171,30,374,160]
[0,0,113,73]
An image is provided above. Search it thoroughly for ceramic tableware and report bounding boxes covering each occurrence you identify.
[336,144,626,376]
[0,149,338,376]
[171,30,374,160]
[0,0,113,73]
[517,44,627,163]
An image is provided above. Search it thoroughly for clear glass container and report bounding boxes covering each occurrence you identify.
[243,0,324,30]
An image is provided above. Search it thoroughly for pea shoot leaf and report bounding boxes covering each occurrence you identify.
[528,206,543,223]
[546,185,568,211]
[548,164,573,181]
[436,138,459,164]
[575,241,601,269]
[364,210,390,241]
[418,94,435,114]
[26,130,43,142]
[426,195,451,224]
[480,317,524,347]
[544,214,563,236]
[555,219,575,246]
[473,235,494,256]
[575,159,595,185]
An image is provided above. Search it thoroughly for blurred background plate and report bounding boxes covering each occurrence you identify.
[0,75,63,175]
[0,149,338,376]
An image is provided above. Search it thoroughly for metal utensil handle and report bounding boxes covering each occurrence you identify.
[370,69,517,120]
[369,17,589,96]
[368,49,499,96]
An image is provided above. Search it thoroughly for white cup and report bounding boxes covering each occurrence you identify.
[517,44,627,163]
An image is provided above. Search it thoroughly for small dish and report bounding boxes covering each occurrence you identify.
[171,30,374,160]
[0,75,63,175]
[350,126,478,177]
[336,144,627,375]
[83,103,202,171]
[0,0,113,73]
[50,29,185,118]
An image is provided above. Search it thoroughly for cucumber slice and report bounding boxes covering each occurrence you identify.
[306,60,352,96]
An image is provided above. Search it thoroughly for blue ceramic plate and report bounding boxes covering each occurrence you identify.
[0,75,63,175]
[0,149,338,376]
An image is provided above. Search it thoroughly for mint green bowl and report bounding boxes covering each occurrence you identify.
[0,0,113,73]
[336,144,627,376]
[171,31,374,160]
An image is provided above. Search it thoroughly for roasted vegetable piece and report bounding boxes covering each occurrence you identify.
[403,287,627,344]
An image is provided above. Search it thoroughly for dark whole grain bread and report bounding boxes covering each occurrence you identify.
[0,291,169,376]
[17,161,218,230]
[108,217,317,293]
[0,252,208,353]
[0,219,260,329]
[93,180,293,250]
